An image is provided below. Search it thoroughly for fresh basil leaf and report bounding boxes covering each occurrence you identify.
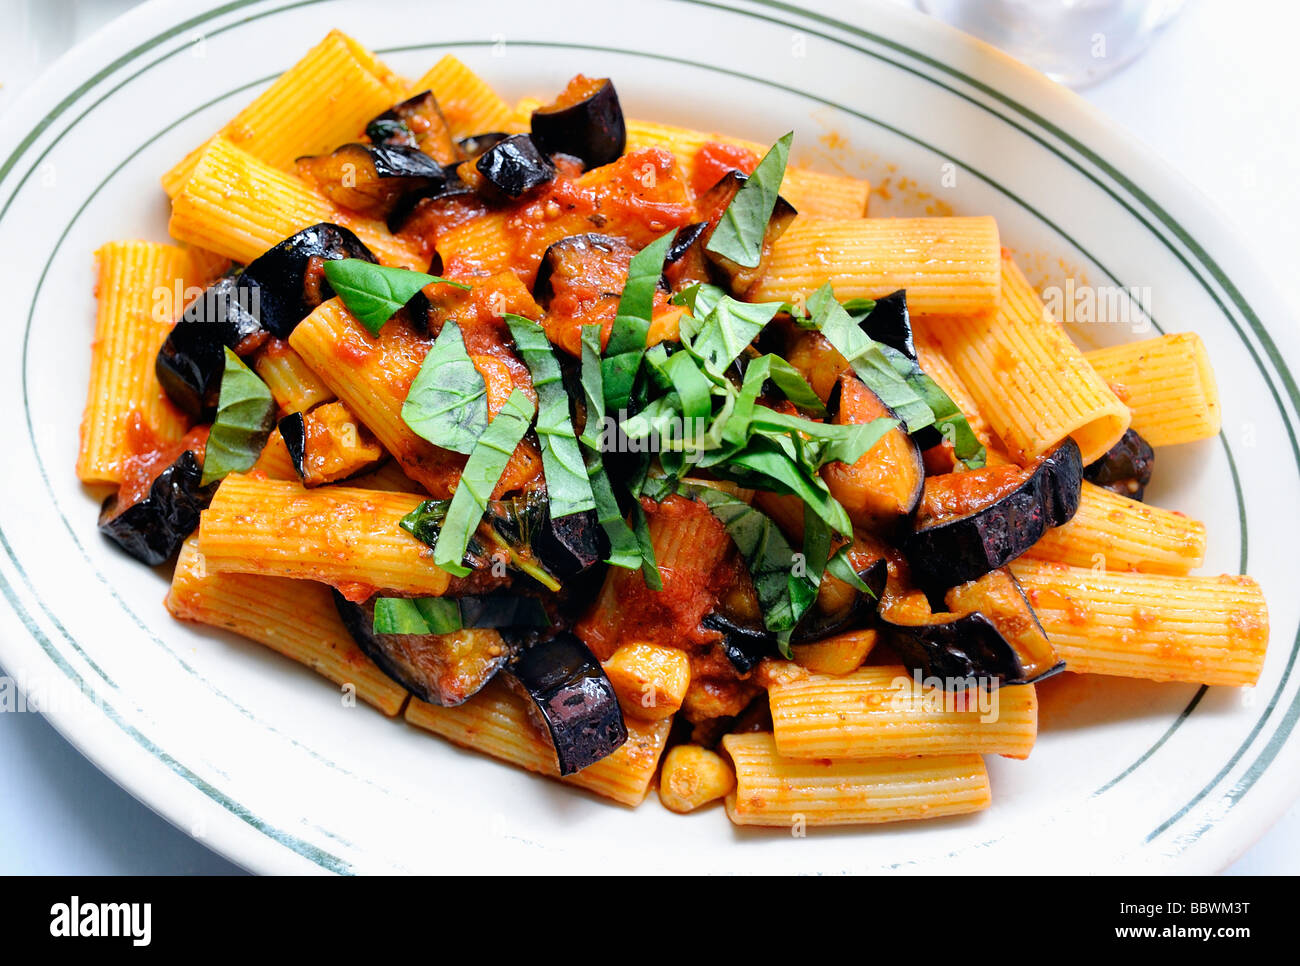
[763,356,827,415]
[713,435,852,536]
[686,296,783,376]
[602,230,677,413]
[652,350,713,425]
[689,484,815,658]
[373,597,442,635]
[578,324,643,571]
[671,282,727,322]
[401,320,489,455]
[323,258,470,335]
[808,283,935,434]
[878,343,987,469]
[372,595,551,635]
[432,389,535,577]
[506,315,595,519]
[201,348,277,486]
[801,503,831,589]
[630,500,663,591]
[704,132,793,270]
[826,545,876,596]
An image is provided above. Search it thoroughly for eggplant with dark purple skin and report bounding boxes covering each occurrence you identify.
[278,411,308,479]
[698,170,797,297]
[532,233,634,309]
[662,221,711,291]
[98,450,216,565]
[488,493,608,580]
[1084,428,1155,501]
[240,223,376,339]
[880,570,1064,688]
[475,134,556,199]
[530,76,626,170]
[504,632,627,774]
[155,273,264,420]
[298,143,446,219]
[705,559,888,672]
[702,612,775,674]
[904,437,1084,587]
[365,91,461,165]
[332,592,514,706]
[824,374,926,535]
[856,290,914,360]
[457,132,510,159]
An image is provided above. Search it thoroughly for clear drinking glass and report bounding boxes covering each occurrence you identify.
[917,0,1187,87]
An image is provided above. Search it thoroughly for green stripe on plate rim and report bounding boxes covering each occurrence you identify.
[0,0,1292,870]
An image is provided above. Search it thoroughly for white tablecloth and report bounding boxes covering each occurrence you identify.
[0,0,1294,874]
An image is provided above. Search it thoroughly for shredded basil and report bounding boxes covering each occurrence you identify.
[506,315,595,518]
[689,484,815,658]
[372,594,550,635]
[578,325,643,570]
[685,296,784,377]
[432,389,535,577]
[629,500,663,591]
[704,132,794,269]
[323,258,470,335]
[808,283,935,434]
[826,545,876,596]
[201,348,276,486]
[402,320,489,455]
[601,230,677,413]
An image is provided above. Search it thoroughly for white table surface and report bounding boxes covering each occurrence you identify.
[0,0,1295,875]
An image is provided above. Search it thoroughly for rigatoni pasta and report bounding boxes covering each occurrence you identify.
[920,254,1131,465]
[723,733,992,827]
[1084,332,1221,446]
[1010,560,1268,686]
[768,665,1038,760]
[167,537,408,715]
[77,241,216,484]
[751,216,1001,315]
[198,474,451,597]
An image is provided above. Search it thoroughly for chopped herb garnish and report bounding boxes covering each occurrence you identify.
[323,258,470,335]
[402,320,489,455]
[705,132,793,269]
[506,314,596,518]
[201,348,276,486]
[432,389,535,577]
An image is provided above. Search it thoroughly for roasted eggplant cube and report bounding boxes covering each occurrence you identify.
[156,274,264,420]
[457,132,511,159]
[702,612,776,674]
[1084,428,1155,501]
[698,170,798,297]
[533,508,610,579]
[278,402,384,487]
[365,90,461,165]
[506,632,627,775]
[298,143,445,219]
[881,571,1063,687]
[333,592,512,706]
[791,557,887,645]
[663,221,711,291]
[823,374,925,534]
[475,134,556,199]
[904,437,1084,587]
[530,76,627,170]
[533,232,634,309]
[98,450,215,566]
[240,223,376,338]
[857,290,915,360]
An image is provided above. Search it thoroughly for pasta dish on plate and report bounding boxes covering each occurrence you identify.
[75,30,1269,828]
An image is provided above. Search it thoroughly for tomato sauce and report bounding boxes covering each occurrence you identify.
[691,141,759,198]
[116,413,209,510]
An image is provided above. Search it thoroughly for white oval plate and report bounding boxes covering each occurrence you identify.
[1,0,1297,875]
